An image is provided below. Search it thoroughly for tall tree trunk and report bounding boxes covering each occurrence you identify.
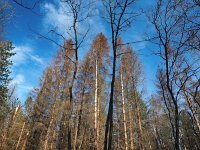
[44,102,57,150]
[3,106,20,149]
[74,88,85,150]
[43,117,54,150]
[174,104,179,150]
[128,101,135,150]
[129,113,135,150]
[134,91,144,150]
[165,45,180,150]
[73,109,79,150]
[50,129,56,150]
[94,58,99,150]
[78,127,86,150]
[120,64,128,150]
[115,94,120,150]
[21,131,29,150]
[104,48,116,150]
[15,122,25,150]
[68,13,79,150]
[97,85,100,149]
[126,83,135,150]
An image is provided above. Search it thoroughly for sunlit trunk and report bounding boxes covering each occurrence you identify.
[3,106,20,149]
[94,57,99,150]
[21,131,29,150]
[120,64,128,150]
[15,122,25,150]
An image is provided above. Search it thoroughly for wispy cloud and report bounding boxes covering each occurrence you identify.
[30,55,44,65]
[12,45,44,66]
[11,74,25,85]
[12,45,32,66]
[43,2,73,35]
[42,1,106,41]
[11,45,45,103]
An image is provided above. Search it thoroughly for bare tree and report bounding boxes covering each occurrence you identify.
[148,0,200,149]
[56,1,92,149]
[101,1,138,149]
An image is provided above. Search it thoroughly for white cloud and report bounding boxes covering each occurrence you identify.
[30,55,44,65]
[10,45,44,102]
[42,1,106,40]
[11,74,33,91]
[43,2,73,35]
[12,45,44,66]
[12,45,32,66]
[11,74,25,85]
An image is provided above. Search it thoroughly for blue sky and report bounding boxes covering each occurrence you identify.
[6,0,160,103]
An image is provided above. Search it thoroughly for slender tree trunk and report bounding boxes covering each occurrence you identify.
[126,84,135,150]
[3,106,20,149]
[134,91,144,150]
[68,14,79,150]
[165,45,180,150]
[68,87,73,150]
[120,64,128,150]
[44,101,58,150]
[21,131,29,150]
[15,122,25,150]
[175,105,180,150]
[74,88,85,150]
[50,129,56,150]
[78,127,86,150]
[73,101,82,150]
[73,110,79,150]
[104,44,116,150]
[44,117,53,150]
[115,94,120,150]
[128,105,135,150]
[97,87,100,149]
[94,58,99,150]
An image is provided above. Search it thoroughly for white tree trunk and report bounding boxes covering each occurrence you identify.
[94,58,99,150]
[120,65,128,150]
